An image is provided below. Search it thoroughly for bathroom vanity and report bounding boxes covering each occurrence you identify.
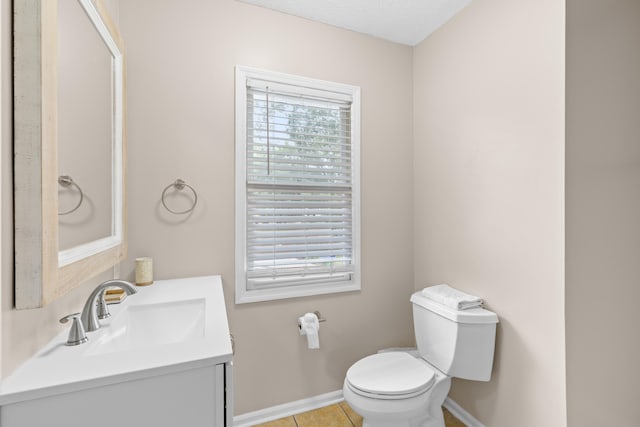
[0,276,233,427]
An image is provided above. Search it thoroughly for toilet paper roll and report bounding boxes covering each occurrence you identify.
[298,312,320,349]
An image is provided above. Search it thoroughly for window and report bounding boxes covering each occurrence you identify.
[235,66,361,303]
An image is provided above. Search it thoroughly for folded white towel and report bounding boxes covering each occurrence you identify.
[421,284,483,310]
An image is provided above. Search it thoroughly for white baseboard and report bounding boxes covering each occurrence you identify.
[233,391,483,427]
[443,397,486,427]
[233,390,344,427]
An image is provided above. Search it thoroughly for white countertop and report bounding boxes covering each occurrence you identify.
[0,275,232,406]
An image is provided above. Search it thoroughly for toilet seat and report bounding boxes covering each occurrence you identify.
[345,352,435,400]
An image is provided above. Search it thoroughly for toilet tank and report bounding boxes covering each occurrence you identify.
[410,291,498,381]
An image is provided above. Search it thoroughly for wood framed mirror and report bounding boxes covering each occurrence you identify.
[13,0,126,309]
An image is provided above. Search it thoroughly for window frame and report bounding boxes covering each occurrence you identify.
[235,65,361,304]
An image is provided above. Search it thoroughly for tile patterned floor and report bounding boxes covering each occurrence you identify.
[253,402,466,427]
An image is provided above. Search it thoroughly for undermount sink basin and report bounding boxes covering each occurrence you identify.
[85,298,206,356]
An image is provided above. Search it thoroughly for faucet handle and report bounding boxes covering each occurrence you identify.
[96,292,111,320]
[60,313,89,346]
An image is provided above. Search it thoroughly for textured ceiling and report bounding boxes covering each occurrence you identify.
[237,0,471,46]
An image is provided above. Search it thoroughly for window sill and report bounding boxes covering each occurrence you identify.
[235,280,361,304]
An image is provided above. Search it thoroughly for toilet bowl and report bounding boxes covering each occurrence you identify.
[343,351,451,427]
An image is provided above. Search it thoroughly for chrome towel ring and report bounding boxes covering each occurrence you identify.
[161,179,198,214]
[58,175,84,215]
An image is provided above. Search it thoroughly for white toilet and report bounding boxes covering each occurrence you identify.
[343,290,498,427]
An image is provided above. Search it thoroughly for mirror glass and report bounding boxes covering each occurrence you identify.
[56,0,124,268]
[57,0,113,251]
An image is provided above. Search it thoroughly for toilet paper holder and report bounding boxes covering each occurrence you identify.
[297,311,327,330]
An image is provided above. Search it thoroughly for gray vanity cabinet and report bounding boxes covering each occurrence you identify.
[1,362,233,427]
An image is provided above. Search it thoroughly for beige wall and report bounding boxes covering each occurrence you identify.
[566,0,640,425]
[413,0,565,425]
[117,0,415,414]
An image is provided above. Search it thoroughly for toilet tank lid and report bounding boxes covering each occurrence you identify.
[410,292,499,324]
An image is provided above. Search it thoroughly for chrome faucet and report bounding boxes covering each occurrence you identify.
[80,279,138,332]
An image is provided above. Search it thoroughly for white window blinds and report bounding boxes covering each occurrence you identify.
[243,76,358,292]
